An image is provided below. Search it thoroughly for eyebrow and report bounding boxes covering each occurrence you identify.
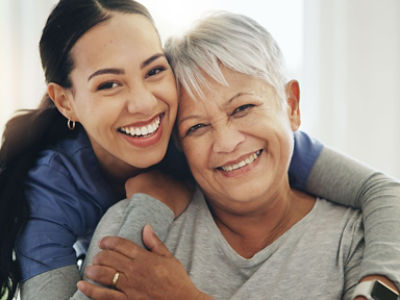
[177,114,202,127]
[87,53,166,81]
[178,92,256,126]
[224,92,255,107]
[87,68,124,81]
[140,53,165,68]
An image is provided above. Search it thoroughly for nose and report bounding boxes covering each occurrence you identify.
[212,124,245,153]
[126,85,158,116]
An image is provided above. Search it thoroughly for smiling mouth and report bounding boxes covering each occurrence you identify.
[217,150,263,172]
[118,114,162,138]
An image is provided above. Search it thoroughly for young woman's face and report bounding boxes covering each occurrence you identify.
[177,66,300,214]
[65,13,177,176]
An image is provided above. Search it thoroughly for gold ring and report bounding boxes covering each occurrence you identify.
[112,271,120,286]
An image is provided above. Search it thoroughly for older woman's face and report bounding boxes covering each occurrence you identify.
[177,66,300,212]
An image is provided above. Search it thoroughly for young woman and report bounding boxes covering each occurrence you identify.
[0,1,186,299]
[0,1,399,300]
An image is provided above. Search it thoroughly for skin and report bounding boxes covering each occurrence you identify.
[48,13,178,192]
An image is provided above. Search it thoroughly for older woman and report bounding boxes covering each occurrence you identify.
[78,12,400,300]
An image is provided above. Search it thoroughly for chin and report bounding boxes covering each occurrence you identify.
[130,150,167,169]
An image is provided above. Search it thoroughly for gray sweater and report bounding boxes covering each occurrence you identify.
[20,147,400,299]
[78,188,363,300]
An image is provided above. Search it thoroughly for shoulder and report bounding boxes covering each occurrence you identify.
[25,129,116,230]
[313,199,362,234]
[33,128,95,174]
[313,199,364,257]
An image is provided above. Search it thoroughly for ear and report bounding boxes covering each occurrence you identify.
[47,83,78,121]
[285,80,301,131]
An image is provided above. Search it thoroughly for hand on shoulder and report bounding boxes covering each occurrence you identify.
[125,170,193,217]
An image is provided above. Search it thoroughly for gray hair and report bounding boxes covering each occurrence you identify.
[164,11,288,103]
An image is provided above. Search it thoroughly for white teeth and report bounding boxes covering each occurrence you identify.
[221,150,261,172]
[120,116,161,137]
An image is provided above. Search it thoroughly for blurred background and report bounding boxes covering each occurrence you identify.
[1,0,400,178]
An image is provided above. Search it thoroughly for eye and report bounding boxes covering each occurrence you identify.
[231,104,255,116]
[185,123,208,136]
[145,66,166,78]
[97,81,120,91]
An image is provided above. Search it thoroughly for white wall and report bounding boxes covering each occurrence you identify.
[1,0,400,178]
[0,0,57,132]
[302,0,400,178]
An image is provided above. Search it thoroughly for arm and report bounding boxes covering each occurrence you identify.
[24,195,170,300]
[73,171,184,299]
[20,266,80,300]
[70,194,174,300]
[78,228,214,300]
[291,131,400,290]
[18,163,90,300]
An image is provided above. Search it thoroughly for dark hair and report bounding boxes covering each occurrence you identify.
[0,1,154,298]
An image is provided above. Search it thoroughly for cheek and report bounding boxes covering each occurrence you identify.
[74,98,119,129]
[183,140,208,175]
[156,76,178,106]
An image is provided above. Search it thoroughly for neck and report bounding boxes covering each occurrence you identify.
[102,165,143,198]
[209,188,315,258]
[89,136,143,197]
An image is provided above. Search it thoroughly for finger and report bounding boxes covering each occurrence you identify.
[84,265,128,288]
[77,280,126,300]
[92,249,133,272]
[142,224,172,257]
[99,236,146,259]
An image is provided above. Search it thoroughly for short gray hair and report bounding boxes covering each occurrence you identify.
[164,11,288,103]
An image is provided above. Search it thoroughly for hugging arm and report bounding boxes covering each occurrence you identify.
[69,193,175,300]
[18,164,91,300]
[291,131,400,290]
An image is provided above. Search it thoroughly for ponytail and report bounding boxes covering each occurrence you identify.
[0,95,69,300]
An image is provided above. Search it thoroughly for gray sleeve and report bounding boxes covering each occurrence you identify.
[306,146,400,289]
[69,193,175,300]
[21,194,174,300]
[20,265,80,300]
[80,193,174,273]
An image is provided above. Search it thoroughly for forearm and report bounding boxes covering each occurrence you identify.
[306,146,400,290]
[82,194,174,271]
[20,265,81,300]
[116,193,175,245]
[356,172,400,289]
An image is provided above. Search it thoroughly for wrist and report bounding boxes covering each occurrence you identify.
[353,278,399,300]
[360,275,399,294]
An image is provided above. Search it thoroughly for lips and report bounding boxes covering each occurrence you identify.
[217,149,262,172]
[119,114,162,138]
[118,113,165,148]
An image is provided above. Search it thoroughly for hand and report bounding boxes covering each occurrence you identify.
[125,170,193,217]
[78,226,213,300]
